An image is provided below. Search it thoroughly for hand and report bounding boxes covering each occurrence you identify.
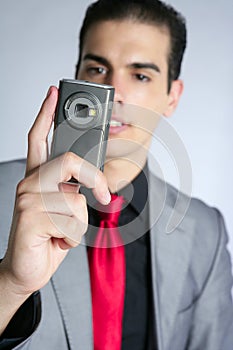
[0,86,111,298]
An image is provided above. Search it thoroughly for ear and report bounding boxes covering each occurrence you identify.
[164,79,184,117]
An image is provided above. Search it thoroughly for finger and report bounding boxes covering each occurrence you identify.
[20,152,111,205]
[26,86,58,175]
[58,182,80,193]
[17,192,87,219]
[44,212,88,247]
[21,211,87,248]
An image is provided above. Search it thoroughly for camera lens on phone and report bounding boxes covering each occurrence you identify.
[64,92,100,128]
[74,104,88,119]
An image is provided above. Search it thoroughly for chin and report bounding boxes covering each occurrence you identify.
[105,137,149,163]
[106,141,132,159]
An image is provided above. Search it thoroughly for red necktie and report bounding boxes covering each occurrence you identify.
[88,193,125,350]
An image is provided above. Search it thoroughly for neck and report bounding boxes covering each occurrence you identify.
[104,148,148,193]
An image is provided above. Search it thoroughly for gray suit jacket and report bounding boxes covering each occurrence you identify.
[0,159,233,350]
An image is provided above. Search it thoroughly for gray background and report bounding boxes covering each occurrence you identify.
[1,0,233,264]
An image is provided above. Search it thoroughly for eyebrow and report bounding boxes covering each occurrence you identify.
[83,54,110,67]
[130,62,161,74]
[83,53,161,74]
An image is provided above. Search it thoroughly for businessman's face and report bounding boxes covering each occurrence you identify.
[77,20,182,159]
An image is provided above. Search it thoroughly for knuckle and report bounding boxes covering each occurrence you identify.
[62,152,77,167]
[75,218,88,238]
[67,240,78,248]
[64,218,82,243]
[60,152,80,180]
[78,207,88,234]
[80,221,88,236]
[16,178,28,196]
[70,210,88,236]
[70,193,87,216]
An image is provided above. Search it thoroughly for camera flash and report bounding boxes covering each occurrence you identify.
[89,108,97,117]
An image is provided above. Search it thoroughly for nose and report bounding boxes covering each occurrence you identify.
[106,72,124,104]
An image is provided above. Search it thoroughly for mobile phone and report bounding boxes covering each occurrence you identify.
[50,79,114,181]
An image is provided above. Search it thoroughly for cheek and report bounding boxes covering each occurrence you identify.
[122,101,161,134]
[127,87,169,116]
[126,88,151,105]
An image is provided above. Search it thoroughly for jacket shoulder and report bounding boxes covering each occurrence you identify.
[0,159,26,257]
[0,158,26,182]
[149,170,228,248]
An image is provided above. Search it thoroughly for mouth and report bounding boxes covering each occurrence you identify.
[109,118,128,135]
[110,120,123,127]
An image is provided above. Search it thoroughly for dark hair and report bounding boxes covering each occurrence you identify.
[76,0,187,92]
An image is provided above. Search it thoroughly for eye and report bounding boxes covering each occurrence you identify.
[87,66,107,76]
[135,73,150,82]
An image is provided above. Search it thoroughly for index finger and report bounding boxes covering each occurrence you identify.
[26,86,58,175]
[21,152,111,205]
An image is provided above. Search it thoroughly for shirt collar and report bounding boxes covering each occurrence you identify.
[117,163,149,215]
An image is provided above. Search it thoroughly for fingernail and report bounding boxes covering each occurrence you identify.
[103,191,111,204]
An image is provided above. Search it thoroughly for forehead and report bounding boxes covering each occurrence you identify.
[81,20,170,68]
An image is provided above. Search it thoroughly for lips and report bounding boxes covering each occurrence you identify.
[110,120,123,127]
[109,118,128,134]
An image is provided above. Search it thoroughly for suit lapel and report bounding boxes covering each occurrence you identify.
[148,172,194,350]
[51,244,93,350]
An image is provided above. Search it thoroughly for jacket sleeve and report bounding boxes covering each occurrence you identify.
[0,291,41,350]
[188,210,233,350]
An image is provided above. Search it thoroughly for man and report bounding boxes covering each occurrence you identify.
[0,0,233,349]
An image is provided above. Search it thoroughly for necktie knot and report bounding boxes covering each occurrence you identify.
[97,193,124,226]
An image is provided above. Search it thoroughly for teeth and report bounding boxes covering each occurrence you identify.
[110,120,123,127]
